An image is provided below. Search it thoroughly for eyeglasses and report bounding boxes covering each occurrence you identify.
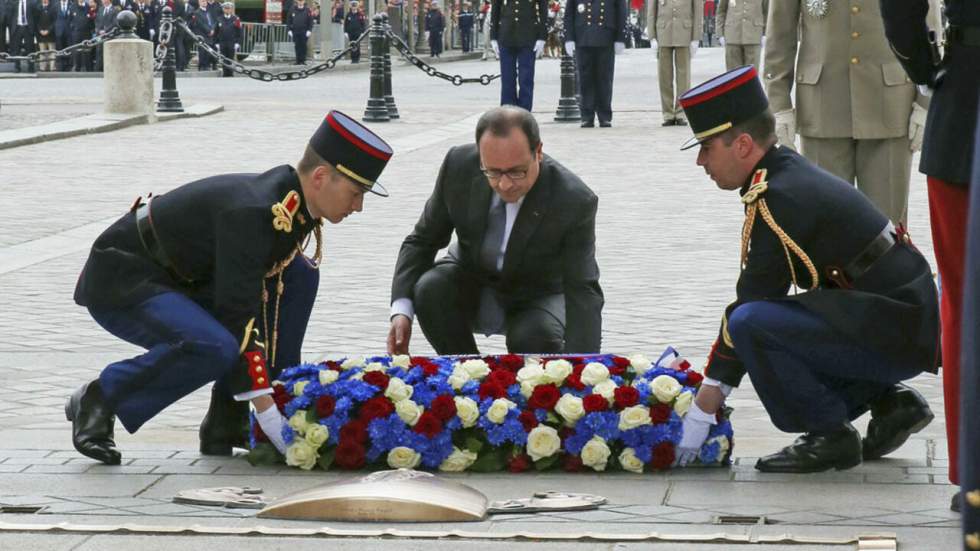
[480,166,529,181]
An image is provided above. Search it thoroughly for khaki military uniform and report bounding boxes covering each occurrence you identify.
[764,0,939,224]
[716,0,766,70]
[648,0,703,123]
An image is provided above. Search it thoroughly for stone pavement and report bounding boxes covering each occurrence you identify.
[0,47,960,550]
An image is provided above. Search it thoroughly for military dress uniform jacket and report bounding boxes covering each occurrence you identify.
[490,0,549,48]
[705,146,939,387]
[563,0,627,47]
[881,0,980,186]
[214,13,241,45]
[287,5,313,35]
[715,0,765,45]
[74,166,318,395]
[391,144,604,353]
[647,0,703,47]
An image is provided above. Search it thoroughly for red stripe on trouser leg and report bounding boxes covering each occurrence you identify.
[927,176,968,485]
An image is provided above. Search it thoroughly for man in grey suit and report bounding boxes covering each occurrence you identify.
[93,0,118,70]
[715,0,765,71]
[388,106,603,356]
[648,0,703,126]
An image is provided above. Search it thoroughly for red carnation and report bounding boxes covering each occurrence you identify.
[315,395,336,418]
[340,419,369,443]
[323,360,342,371]
[564,372,586,391]
[686,371,704,386]
[613,386,640,409]
[508,452,532,473]
[488,369,517,388]
[411,357,440,376]
[430,394,457,421]
[610,356,630,376]
[583,394,609,412]
[272,384,291,413]
[518,410,539,432]
[499,354,524,372]
[651,442,675,470]
[561,454,584,472]
[359,396,395,420]
[334,440,367,470]
[482,356,501,370]
[678,360,692,371]
[478,380,508,400]
[528,384,561,410]
[649,404,672,424]
[413,411,443,438]
[363,371,390,391]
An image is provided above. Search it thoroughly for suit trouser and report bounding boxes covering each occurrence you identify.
[72,45,90,71]
[293,34,307,63]
[10,26,35,72]
[88,257,319,434]
[728,301,921,434]
[724,43,760,71]
[926,177,968,484]
[37,40,55,71]
[461,27,471,52]
[499,45,536,111]
[428,30,442,55]
[197,42,214,70]
[657,45,690,121]
[220,42,235,75]
[801,136,912,225]
[55,32,71,69]
[576,45,615,124]
[413,260,565,355]
[0,19,7,52]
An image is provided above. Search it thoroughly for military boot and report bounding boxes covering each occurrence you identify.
[199,386,249,456]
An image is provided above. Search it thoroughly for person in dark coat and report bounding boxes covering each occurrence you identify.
[129,0,152,39]
[286,0,312,64]
[343,0,364,62]
[458,1,474,52]
[880,0,980,511]
[66,111,394,465]
[93,0,118,70]
[68,0,93,70]
[53,0,74,69]
[0,0,9,54]
[34,0,55,71]
[424,0,444,58]
[188,0,215,69]
[673,66,938,473]
[490,0,548,110]
[9,0,39,72]
[563,0,627,127]
[214,1,239,75]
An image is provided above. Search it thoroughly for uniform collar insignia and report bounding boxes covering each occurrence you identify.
[272,190,301,233]
[741,168,769,205]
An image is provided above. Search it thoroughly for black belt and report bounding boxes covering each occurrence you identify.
[826,222,898,288]
[135,200,195,285]
[947,25,980,47]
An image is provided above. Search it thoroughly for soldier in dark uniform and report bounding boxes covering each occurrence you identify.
[562,0,626,128]
[672,66,938,473]
[214,1,239,76]
[65,112,394,464]
[286,0,312,64]
[425,0,444,58]
[490,0,548,110]
[458,1,474,53]
[188,0,214,69]
[880,0,980,513]
[343,0,364,63]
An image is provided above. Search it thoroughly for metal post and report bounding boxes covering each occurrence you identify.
[363,14,390,122]
[381,13,399,119]
[156,7,184,113]
[553,45,580,122]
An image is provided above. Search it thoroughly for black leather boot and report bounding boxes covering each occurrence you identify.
[65,380,122,465]
[756,423,862,473]
[199,386,248,456]
[862,383,934,460]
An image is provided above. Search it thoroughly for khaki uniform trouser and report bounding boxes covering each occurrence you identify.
[38,40,55,71]
[657,46,690,121]
[724,43,761,71]
[801,136,913,225]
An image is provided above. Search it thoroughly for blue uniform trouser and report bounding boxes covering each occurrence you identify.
[89,257,319,434]
[728,301,922,434]
[499,45,536,111]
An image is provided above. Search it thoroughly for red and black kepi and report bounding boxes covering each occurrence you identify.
[310,110,394,197]
[678,65,769,151]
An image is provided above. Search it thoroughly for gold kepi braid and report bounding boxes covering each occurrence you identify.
[739,170,819,292]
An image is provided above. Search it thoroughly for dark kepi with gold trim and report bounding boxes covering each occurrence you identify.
[310,110,394,196]
[678,65,769,150]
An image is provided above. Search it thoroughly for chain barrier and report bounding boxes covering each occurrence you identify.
[384,28,499,86]
[153,18,174,72]
[176,19,367,82]
[0,27,122,64]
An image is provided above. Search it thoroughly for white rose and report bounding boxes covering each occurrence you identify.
[619,447,645,473]
[285,440,318,470]
[618,405,651,431]
[543,359,573,384]
[387,446,421,469]
[304,423,329,448]
[384,377,414,402]
[460,359,491,380]
[520,380,537,398]
[395,399,423,426]
[391,354,411,368]
[454,396,480,428]
[593,380,617,401]
[555,394,585,426]
[292,380,309,397]
[363,361,387,372]
[438,447,478,472]
[318,369,339,385]
[674,390,694,416]
[651,375,682,404]
[580,362,610,386]
[628,354,652,375]
[580,436,611,471]
[447,366,471,390]
[340,356,364,370]
[288,410,310,435]
[486,398,516,424]
[526,425,561,461]
[516,363,546,385]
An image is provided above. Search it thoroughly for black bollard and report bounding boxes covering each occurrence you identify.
[156,7,184,113]
[554,45,580,122]
[381,13,400,120]
[363,14,390,123]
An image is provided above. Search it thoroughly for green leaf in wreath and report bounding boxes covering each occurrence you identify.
[465,436,484,454]
[468,448,505,472]
[305,408,319,425]
[533,454,559,471]
[245,443,282,466]
[317,448,336,470]
[546,412,560,425]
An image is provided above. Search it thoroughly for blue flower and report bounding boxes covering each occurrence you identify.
[699,441,721,464]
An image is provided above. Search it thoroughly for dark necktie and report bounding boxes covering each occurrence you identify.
[479,199,506,273]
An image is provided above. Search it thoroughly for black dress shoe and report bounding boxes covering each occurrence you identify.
[675,118,688,126]
[580,120,595,128]
[199,386,249,456]
[599,121,612,128]
[661,119,676,126]
[755,423,862,473]
[952,491,961,512]
[65,381,121,465]
[862,384,934,460]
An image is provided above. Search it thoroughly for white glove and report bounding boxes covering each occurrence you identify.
[564,40,574,56]
[255,405,288,454]
[150,28,155,38]
[534,39,545,55]
[614,41,624,55]
[689,40,698,57]
[287,30,293,39]
[774,109,797,151]
[719,36,725,46]
[651,38,657,50]
[234,43,239,50]
[917,84,932,97]
[491,39,499,56]
[674,402,717,467]
[305,30,311,37]
[760,35,765,49]
[909,102,927,153]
